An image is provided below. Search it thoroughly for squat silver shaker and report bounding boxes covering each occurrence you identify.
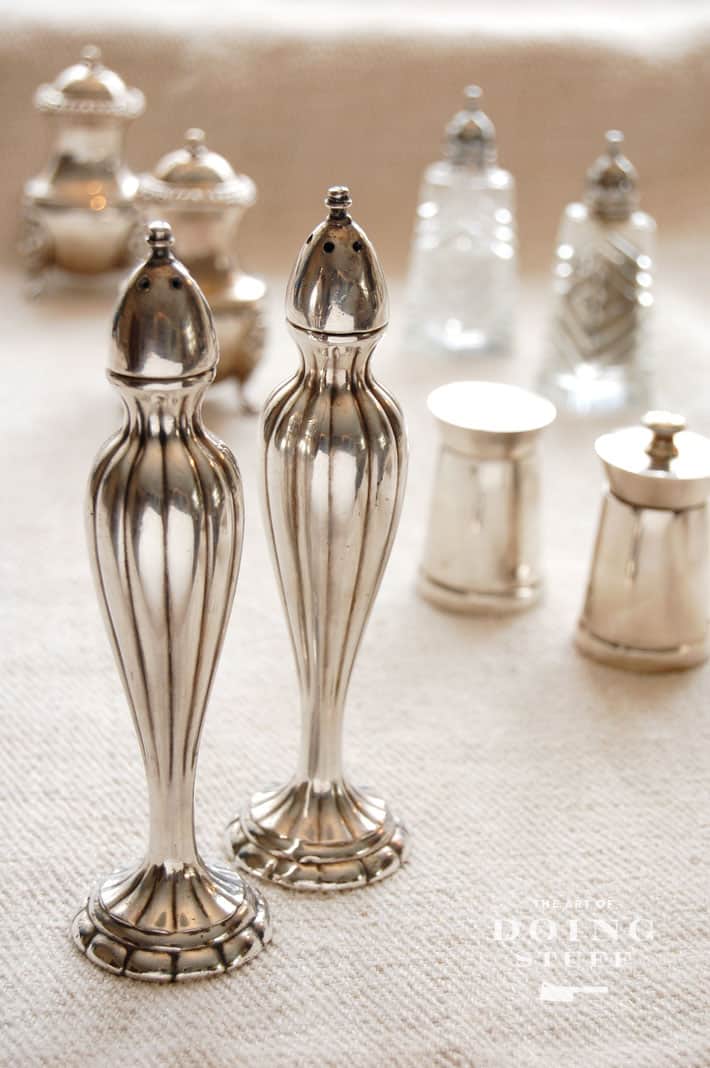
[577,410,710,671]
[418,380,556,613]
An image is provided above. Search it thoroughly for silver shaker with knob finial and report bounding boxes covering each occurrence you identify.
[73,223,271,981]
[577,410,710,671]
[225,186,410,891]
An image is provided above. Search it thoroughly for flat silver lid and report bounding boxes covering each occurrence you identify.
[286,186,388,335]
[109,222,217,382]
[427,381,556,455]
[596,411,710,509]
[35,45,144,119]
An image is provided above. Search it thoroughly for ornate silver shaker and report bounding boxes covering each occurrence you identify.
[577,411,710,672]
[21,45,145,286]
[73,223,271,981]
[418,381,556,613]
[138,129,266,409]
[539,131,656,413]
[225,186,409,890]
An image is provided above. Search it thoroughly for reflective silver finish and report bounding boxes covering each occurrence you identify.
[418,381,556,613]
[226,187,409,890]
[577,411,710,672]
[137,129,266,408]
[21,46,144,284]
[73,223,271,981]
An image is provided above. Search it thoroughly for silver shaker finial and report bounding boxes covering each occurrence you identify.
[642,410,686,464]
[585,129,639,221]
[445,84,497,166]
[74,231,271,980]
[226,186,409,890]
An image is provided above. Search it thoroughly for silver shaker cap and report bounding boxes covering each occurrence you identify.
[595,410,710,510]
[585,131,639,221]
[139,128,256,209]
[286,186,388,335]
[445,86,497,167]
[35,44,144,119]
[109,222,218,381]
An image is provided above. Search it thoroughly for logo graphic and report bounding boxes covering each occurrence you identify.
[492,896,654,1004]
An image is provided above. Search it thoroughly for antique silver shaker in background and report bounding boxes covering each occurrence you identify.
[403,86,517,356]
[226,186,409,890]
[539,131,655,414]
[74,223,270,981]
[20,46,144,287]
[577,411,710,671]
[138,129,266,410]
[418,381,556,613]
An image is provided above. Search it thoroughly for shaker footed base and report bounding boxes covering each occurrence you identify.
[417,570,540,615]
[575,622,709,673]
[72,860,271,982]
[226,779,409,891]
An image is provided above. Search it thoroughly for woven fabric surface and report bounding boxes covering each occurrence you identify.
[1,255,709,1066]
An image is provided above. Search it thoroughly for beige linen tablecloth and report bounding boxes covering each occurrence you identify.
[2,6,710,1067]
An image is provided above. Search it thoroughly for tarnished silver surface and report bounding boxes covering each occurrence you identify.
[418,381,556,613]
[74,223,271,980]
[226,187,409,890]
[137,129,266,407]
[577,411,710,672]
[21,46,144,284]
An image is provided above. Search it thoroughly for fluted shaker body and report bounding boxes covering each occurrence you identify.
[226,187,409,890]
[73,223,270,981]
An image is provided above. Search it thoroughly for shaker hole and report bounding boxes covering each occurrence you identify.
[353,241,363,252]
[137,276,151,291]
[323,241,335,253]
[170,277,183,289]
[306,233,313,244]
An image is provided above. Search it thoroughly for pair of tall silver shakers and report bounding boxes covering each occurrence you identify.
[419,388,710,672]
[75,190,408,982]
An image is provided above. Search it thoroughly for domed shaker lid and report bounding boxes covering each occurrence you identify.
[138,128,256,208]
[34,45,145,119]
[286,186,388,335]
[109,221,218,381]
[427,381,556,455]
[445,86,497,167]
[585,131,639,221]
[595,411,710,510]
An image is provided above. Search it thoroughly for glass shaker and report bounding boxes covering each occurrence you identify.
[539,131,655,413]
[403,86,517,356]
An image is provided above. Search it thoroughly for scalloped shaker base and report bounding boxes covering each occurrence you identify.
[72,860,271,982]
[225,779,409,891]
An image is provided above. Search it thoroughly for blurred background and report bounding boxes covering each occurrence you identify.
[3,0,710,283]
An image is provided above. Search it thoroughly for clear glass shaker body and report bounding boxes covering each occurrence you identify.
[404,159,517,356]
[542,202,655,413]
